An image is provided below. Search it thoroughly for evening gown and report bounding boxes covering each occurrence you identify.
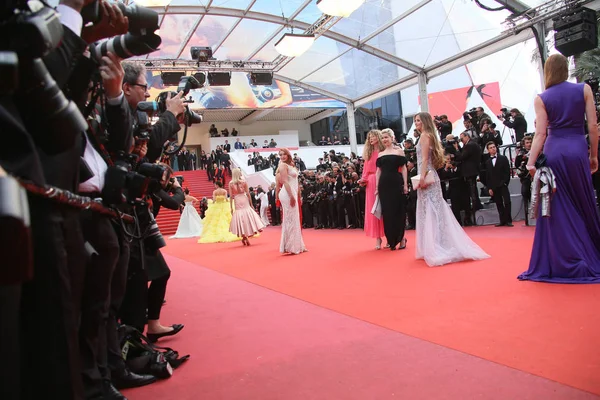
[229,182,265,237]
[362,151,385,238]
[416,141,490,266]
[518,81,600,283]
[198,195,241,243]
[376,155,407,249]
[170,201,203,238]
[279,166,306,254]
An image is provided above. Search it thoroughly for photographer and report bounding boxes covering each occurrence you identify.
[500,108,527,142]
[515,135,533,224]
[434,114,453,140]
[120,158,184,342]
[448,131,483,225]
[122,62,185,163]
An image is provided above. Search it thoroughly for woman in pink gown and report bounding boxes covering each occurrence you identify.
[360,130,386,249]
[229,168,265,246]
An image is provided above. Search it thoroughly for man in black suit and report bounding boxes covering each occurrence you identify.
[267,183,280,225]
[485,142,513,227]
[450,131,483,225]
[223,140,231,153]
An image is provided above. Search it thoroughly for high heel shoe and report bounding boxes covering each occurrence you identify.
[375,238,382,250]
[147,324,184,343]
[399,238,408,250]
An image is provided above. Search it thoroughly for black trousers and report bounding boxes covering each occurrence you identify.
[79,211,122,398]
[270,204,281,225]
[343,195,357,227]
[148,271,170,321]
[21,201,84,400]
[406,193,417,227]
[463,175,482,223]
[317,200,329,227]
[493,184,512,224]
[336,197,346,228]
[119,239,147,332]
[521,179,532,224]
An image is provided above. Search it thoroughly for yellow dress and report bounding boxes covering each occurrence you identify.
[198,195,242,243]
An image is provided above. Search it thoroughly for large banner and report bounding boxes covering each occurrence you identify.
[146,71,345,110]
[425,82,502,122]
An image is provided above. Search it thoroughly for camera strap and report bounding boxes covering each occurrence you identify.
[86,109,115,167]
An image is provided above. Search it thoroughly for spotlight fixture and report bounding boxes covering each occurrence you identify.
[145,62,154,67]
[161,71,185,86]
[274,33,315,57]
[317,0,365,17]
[190,46,213,62]
[193,72,206,86]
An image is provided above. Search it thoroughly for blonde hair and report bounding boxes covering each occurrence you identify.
[362,130,384,160]
[231,168,243,185]
[416,112,445,170]
[544,54,568,89]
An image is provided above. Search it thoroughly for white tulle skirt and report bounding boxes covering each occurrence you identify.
[170,203,203,239]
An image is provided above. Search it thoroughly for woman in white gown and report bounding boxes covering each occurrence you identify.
[415,112,490,266]
[257,187,270,226]
[277,148,307,254]
[170,189,203,239]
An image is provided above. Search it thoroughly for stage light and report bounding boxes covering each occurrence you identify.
[208,72,231,86]
[161,72,185,86]
[193,72,206,86]
[190,46,213,62]
[317,0,365,17]
[250,73,273,86]
[134,0,171,6]
[274,33,315,57]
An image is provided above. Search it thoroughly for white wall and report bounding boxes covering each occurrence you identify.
[210,134,299,150]
[178,120,312,151]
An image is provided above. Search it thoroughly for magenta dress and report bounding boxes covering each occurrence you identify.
[362,151,385,238]
[229,181,265,237]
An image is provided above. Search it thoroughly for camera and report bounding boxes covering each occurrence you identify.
[87,3,161,62]
[497,107,510,120]
[463,108,478,121]
[0,3,87,154]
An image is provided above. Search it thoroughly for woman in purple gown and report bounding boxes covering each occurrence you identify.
[518,54,600,283]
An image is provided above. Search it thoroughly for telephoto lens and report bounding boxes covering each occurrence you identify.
[89,33,161,61]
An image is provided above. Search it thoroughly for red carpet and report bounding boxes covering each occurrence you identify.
[127,226,600,399]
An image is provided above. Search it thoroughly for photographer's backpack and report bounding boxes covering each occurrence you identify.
[118,324,190,379]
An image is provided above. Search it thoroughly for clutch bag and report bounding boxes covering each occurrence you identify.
[371,195,382,220]
[411,171,435,189]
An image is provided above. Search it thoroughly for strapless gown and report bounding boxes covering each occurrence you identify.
[198,196,241,243]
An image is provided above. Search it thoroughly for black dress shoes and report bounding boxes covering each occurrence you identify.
[112,368,156,390]
[495,223,505,227]
[505,222,514,227]
[103,381,128,400]
[147,324,184,343]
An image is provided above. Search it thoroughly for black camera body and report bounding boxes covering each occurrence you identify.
[463,108,478,121]
[497,107,511,120]
[0,3,87,154]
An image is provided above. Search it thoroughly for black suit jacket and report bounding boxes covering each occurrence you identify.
[485,155,511,189]
[223,144,231,152]
[267,189,277,206]
[147,112,181,163]
[452,140,481,177]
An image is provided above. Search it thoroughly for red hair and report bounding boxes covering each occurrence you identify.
[279,148,294,166]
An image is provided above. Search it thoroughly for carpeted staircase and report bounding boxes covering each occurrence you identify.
[156,170,218,235]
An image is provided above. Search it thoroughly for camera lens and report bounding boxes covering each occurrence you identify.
[116,4,160,36]
[90,33,161,61]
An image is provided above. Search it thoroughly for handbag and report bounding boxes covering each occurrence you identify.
[411,170,435,189]
[535,153,547,169]
[371,195,382,220]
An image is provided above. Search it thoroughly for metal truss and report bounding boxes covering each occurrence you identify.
[503,0,593,33]
[134,59,277,72]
